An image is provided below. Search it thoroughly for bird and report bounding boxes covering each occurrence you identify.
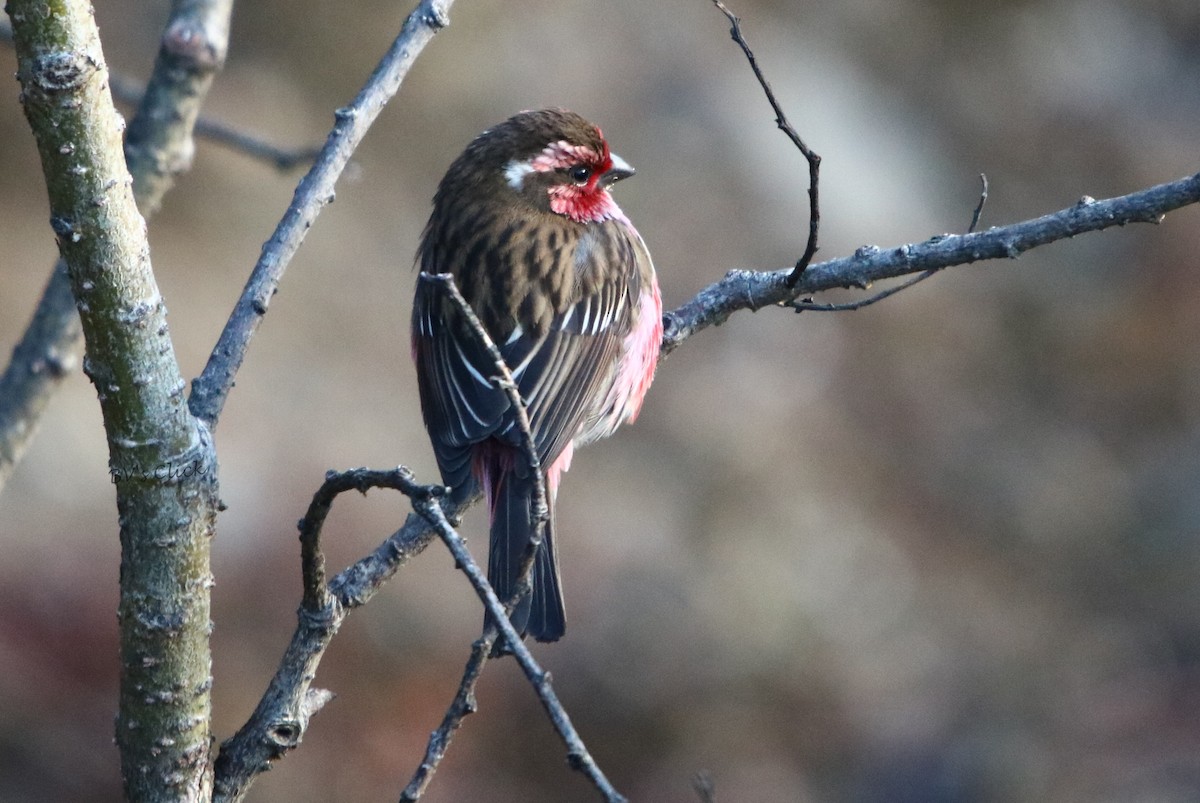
[410,109,661,644]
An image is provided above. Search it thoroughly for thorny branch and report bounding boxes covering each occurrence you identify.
[713,0,820,286]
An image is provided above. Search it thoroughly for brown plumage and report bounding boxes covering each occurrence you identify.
[411,109,662,643]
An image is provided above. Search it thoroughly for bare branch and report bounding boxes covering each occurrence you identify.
[217,459,621,802]
[193,116,322,170]
[188,0,455,428]
[713,0,820,285]
[330,493,478,608]
[410,495,628,803]
[109,70,320,171]
[0,261,80,488]
[661,173,1200,356]
[297,467,430,611]
[789,173,990,313]
[400,273,553,797]
[0,0,234,492]
[788,269,939,314]
[213,466,434,803]
[124,0,236,215]
[400,625,500,801]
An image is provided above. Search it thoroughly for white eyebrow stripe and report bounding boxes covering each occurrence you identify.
[504,159,535,189]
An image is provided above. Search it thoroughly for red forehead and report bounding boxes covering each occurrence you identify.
[529,134,612,176]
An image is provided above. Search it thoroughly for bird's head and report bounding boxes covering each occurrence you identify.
[438,109,634,225]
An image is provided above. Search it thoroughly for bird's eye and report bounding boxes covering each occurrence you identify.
[568,165,592,184]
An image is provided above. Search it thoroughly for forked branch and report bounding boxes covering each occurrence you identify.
[408,496,627,802]
[661,172,1200,355]
[213,467,439,803]
[789,173,989,313]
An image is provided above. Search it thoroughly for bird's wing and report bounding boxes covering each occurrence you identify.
[412,276,514,491]
[412,221,643,486]
[500,256,634,468]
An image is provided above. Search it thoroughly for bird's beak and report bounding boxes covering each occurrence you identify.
[601,152,635,187]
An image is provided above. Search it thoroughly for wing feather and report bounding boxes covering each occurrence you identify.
[412,219,645,490]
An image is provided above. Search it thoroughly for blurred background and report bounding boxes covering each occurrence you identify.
[3,0,1200,800]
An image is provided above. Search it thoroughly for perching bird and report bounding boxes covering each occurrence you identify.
[411,109,661,643]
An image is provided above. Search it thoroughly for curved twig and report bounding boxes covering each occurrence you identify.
[713,0,820,285]
[790,173,990,313]
[212,466,438,803]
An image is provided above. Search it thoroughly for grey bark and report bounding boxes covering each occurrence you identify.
[8,1,222,799]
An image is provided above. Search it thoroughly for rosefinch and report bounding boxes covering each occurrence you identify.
[411,109,661,642]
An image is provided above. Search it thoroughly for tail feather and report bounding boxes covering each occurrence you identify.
[483,457,565,644]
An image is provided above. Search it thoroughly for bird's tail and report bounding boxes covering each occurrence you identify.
[478,449,565,644]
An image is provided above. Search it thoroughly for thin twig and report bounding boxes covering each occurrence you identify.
[713,0,820,286]
[420,272,549,619]
[399,273,556,798]
[968,172,990,233]
[788,270,938,313]
[188,0,455,428]
[789,173,992,313]
[400,625,501,801]
[411,495,628,803]
[107,70,321,171]
[660,171,1200,354]
[195,117,323,170]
